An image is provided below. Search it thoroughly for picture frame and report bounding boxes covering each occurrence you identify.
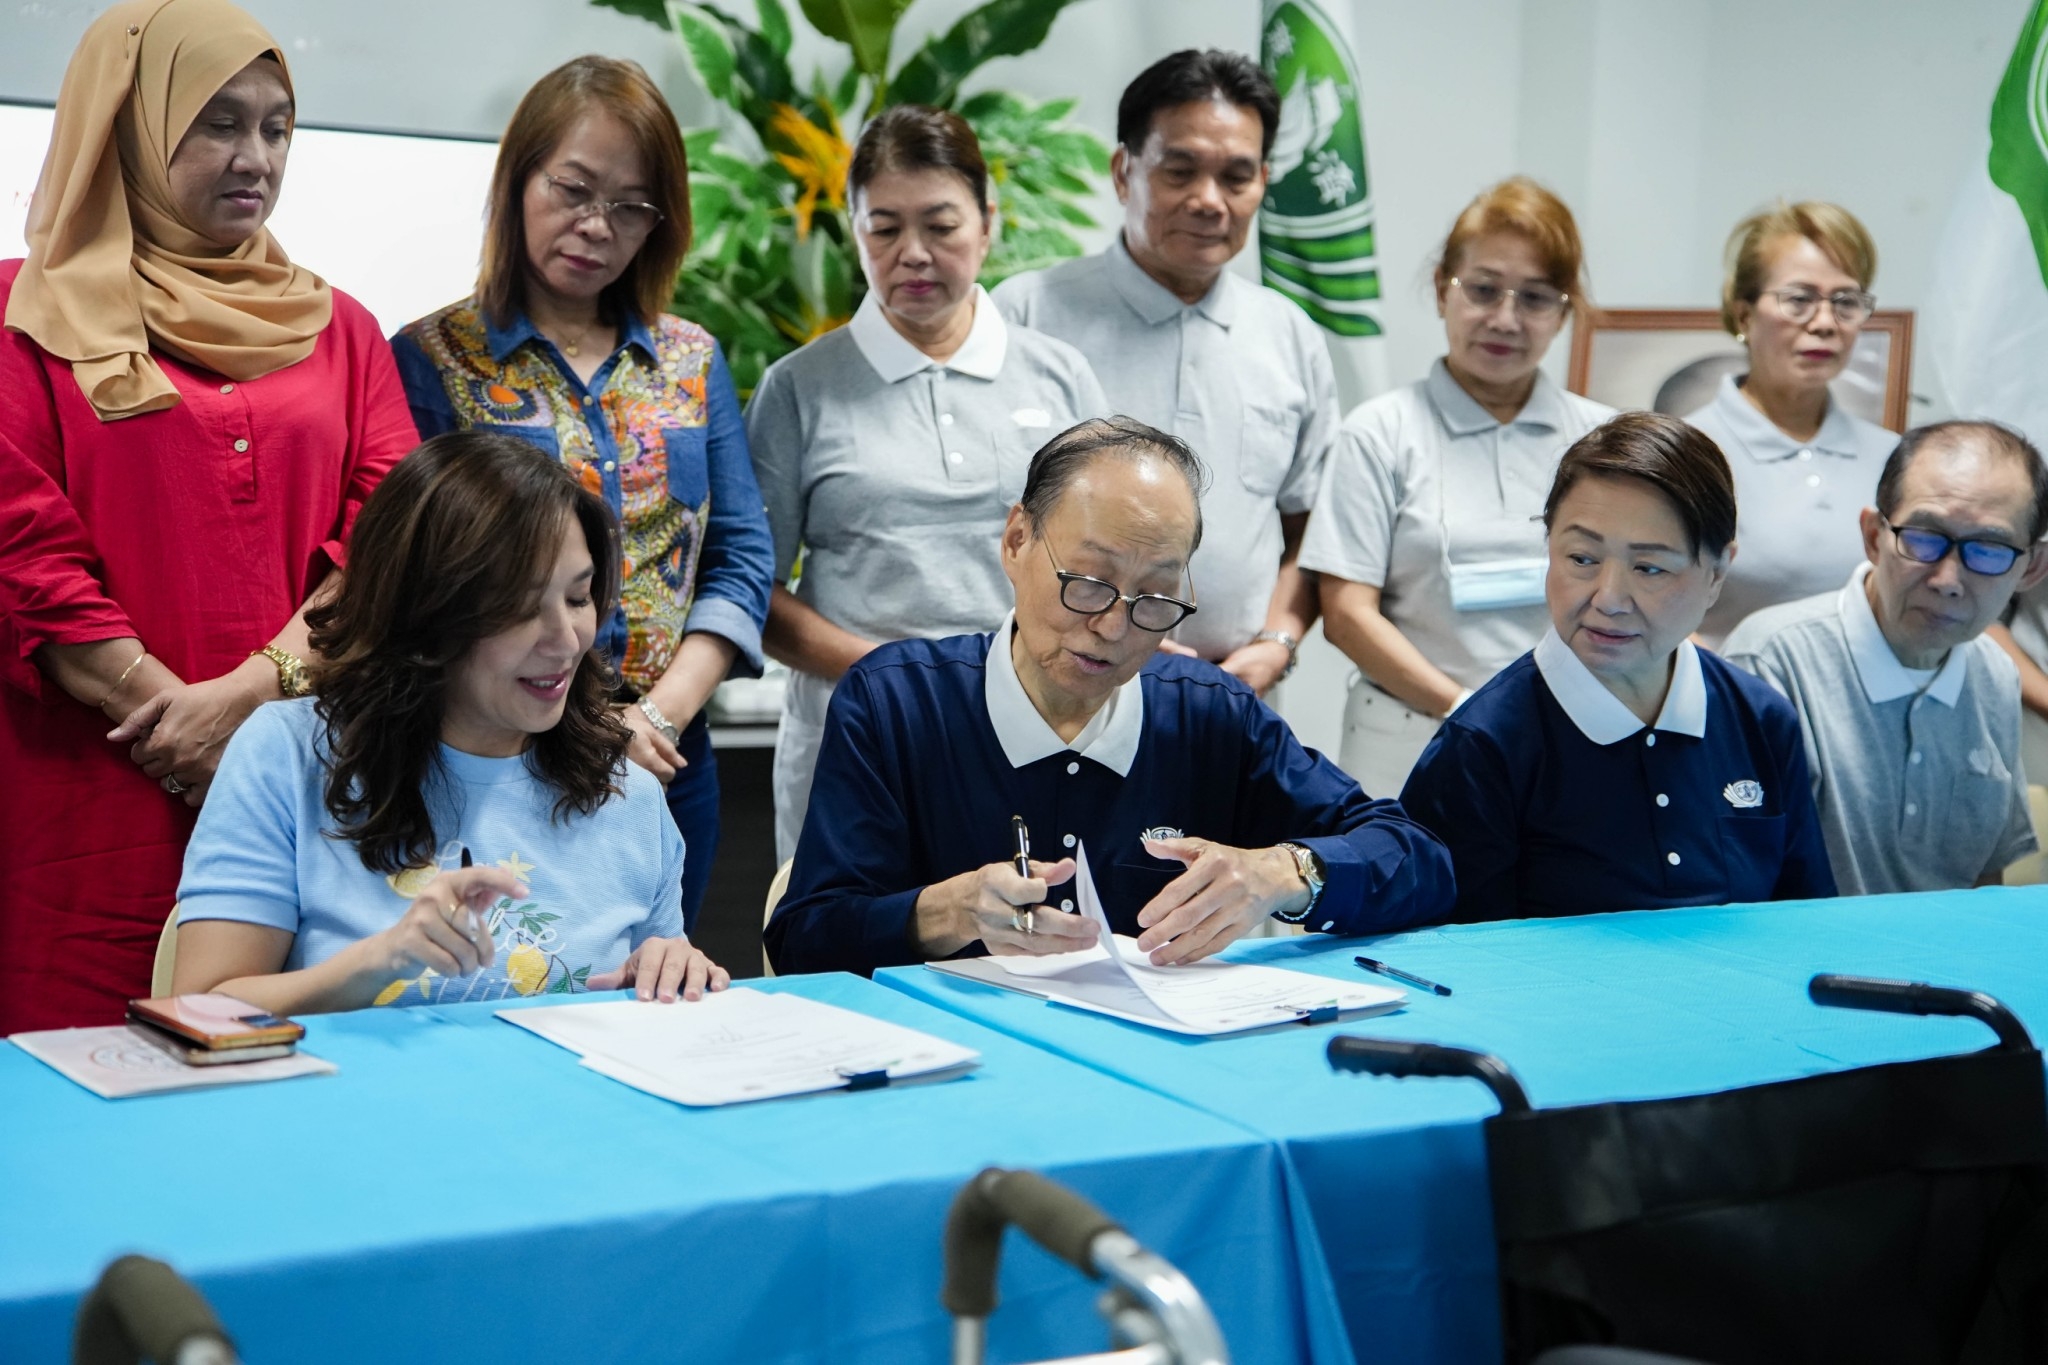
[1566,307,1915,432]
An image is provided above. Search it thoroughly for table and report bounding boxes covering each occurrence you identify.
[880,887,2048,1363]
[0,975,1325,1364]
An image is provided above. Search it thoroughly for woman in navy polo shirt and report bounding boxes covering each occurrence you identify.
[1400,411,1835,920]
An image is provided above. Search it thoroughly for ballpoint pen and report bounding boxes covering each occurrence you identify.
[1011,814,1032,879]
[1354,955,1453,997]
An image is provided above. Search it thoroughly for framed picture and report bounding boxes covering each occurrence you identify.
[1566,307,1915,432]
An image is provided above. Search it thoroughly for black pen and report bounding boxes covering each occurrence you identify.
[1011,815,1032,880]
[1355,955,1452,997]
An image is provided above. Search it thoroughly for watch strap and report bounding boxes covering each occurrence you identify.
[1274,842,1324,924]
[255,645,310,698]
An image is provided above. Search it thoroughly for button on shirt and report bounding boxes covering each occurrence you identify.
[1300,360,1613,690]
[1400,629,1835,921]
[993,235,1338,659]
[764,629,1456,976]
[747,286,1105,647]
[1721,562,2035,894]
[1685,374,1898,646]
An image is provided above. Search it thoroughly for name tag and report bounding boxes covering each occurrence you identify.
[1448,557,1548,612]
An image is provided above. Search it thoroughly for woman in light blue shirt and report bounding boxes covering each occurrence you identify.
[173,432,730,1012]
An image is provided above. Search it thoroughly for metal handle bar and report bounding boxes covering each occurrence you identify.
[1809,973,2033,1050]
[73,1256,238,1365]
[1326,1035,1533,1114]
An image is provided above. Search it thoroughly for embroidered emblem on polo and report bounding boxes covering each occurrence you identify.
[1722,780,1764,809]
[1140,826,1184,843]
[1012,407,1052,427]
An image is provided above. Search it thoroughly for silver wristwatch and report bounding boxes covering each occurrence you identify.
[1274,842,1324,924]
[636,696,680,746]
[1253,630,1300,680]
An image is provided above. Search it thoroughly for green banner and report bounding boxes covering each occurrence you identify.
[1258,0,1382,338]
[1990,0,2048,285]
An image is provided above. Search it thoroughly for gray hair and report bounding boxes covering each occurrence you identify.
[1017,416,1209,551]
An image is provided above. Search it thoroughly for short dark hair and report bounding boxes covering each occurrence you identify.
[1020,416,1209,551]
[1117,49,1279,161]
[847,104,990,216]
[1875,420,2048,543]
[307,431,628,875]
[1543,412,1737,559]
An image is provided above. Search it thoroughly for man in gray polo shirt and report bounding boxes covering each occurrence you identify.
[993,49,1336,696]
[1722,421,2048,894]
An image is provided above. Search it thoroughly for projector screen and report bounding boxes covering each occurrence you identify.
[1,101,498,337]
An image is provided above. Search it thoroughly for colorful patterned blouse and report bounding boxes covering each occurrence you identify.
[390,301,772,693]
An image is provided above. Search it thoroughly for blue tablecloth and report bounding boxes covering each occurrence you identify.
[0,974,1327,1364]
[879,887,2048,1363]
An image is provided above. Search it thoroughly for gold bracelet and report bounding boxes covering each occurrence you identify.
[98,650,149,709]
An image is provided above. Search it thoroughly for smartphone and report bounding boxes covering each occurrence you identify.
[127,1020,297,1066]
[127,994,306,1050]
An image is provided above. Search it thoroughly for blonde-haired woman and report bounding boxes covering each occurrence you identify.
[1301,177,1612,797]
[0,0,417,1031]
[1686,201,1898,646]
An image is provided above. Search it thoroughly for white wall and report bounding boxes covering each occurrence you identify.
[2,0,2031,760]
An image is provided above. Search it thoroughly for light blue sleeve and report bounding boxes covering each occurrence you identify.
[641,777,687,946]
[176,701,312,931]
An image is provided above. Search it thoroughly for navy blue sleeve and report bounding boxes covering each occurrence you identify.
[1398,720,1523,922]
[683,341,775,676]
[387,328,457,440]
[1233,695,1456,933]
[764,666,926,976]
[1764,695,1838,900]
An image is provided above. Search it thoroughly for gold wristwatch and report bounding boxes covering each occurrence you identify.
[1274,842,1325,924]
[255,645,312,698]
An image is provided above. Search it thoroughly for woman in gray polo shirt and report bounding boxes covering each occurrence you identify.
[747,106,1107,862]
[1685,201,1898,647]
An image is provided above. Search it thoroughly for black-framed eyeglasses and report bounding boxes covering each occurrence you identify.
[1042,539,1197,633]
[540,172,664,237]
[1448,276,1569,320]
[1759,286,1877,327]
[1887,522,2029,576]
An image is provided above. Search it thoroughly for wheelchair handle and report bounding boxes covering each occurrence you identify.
[942,1167,1123,1319]
[73,1255,237,1365]
[1326,1036,1533,1114]
[1809,974,2033,1051]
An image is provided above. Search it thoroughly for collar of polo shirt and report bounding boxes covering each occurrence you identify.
[1534,627,1709,746]
[847,283,1010,384]
[1103,232,1240,329]
[1837,561,1968,707]
[1708,372,1865,464]
[982,611,1146,775]
[1424,358,1572,438]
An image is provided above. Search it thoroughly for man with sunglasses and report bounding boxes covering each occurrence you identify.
[765,418,1454,977]
[1722,421,2048,894]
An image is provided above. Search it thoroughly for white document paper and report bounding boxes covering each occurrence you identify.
[930,843,1406,1037]
[8,1025,335,1099]
[498,987,980,1107]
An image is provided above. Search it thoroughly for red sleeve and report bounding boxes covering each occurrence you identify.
[0,267,134,702]
[317,289,418,576]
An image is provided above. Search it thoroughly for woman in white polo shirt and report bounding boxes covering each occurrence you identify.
[746,106,1106,862]
[1685,201,1898,647]
[1301,178,1612,797]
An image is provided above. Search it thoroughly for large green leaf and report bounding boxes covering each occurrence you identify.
[887,0,1088,110]
[753,0,793,55]
[591,0,672,26]
[667,2,739,106]
[796,0,911,79]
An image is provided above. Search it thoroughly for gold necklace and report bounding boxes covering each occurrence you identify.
[544,316,600,358]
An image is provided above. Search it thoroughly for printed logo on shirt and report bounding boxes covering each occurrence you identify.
[1012,407,1052,428]
[1140,826,1185,843]
[1722,780,1764,809]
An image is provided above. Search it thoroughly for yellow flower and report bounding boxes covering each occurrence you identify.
[387,865,439,899]
[767,102,850,239]
[773,307,853,345]
[373,976,415,1006]
[506,944,550,996]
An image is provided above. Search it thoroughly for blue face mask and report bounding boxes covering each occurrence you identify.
[1448,557,1548,612]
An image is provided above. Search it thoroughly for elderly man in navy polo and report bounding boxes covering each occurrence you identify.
[765,417,1455,977]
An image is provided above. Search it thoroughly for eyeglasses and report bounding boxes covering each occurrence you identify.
[539,173,664,237]
[1043,539,1197,633]
[1759,286,1877,327]
[1887,522,2029,576]
[1448,276,1569,321]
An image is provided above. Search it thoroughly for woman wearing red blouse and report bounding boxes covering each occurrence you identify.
[0,0,416,1031]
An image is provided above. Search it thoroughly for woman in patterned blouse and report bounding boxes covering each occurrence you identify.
[392,57,773,933]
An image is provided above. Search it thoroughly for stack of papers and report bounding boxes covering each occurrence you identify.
[928,844,1405,1036]
[499,987,980,1107]
[10,1025,335,1098]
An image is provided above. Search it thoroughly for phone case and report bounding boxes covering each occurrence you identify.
[127,1020,298,1066]
[127,994,306,1049]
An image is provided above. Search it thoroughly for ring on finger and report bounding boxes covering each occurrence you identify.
[163,775,186,795]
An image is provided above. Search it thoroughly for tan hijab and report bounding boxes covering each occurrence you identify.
[5,0,332,421]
